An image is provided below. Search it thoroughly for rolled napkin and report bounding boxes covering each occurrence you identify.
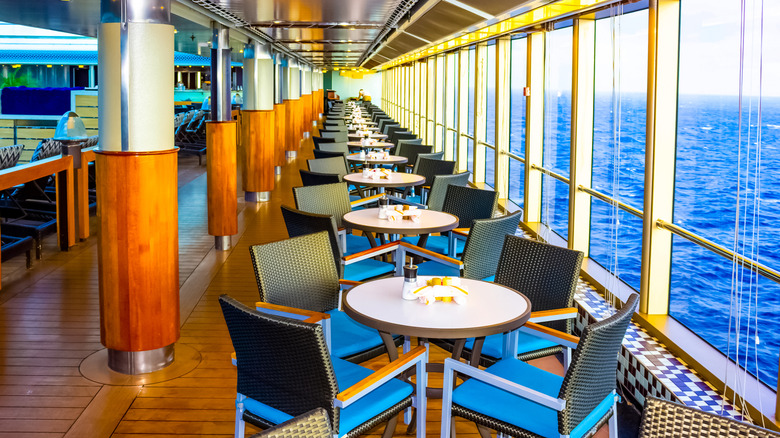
[386,210,403,221]
[414,277,469,305]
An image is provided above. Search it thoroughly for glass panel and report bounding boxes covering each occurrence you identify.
[670,0,780,389]
[588,10,648,291]
[510,37,527,158]
[509,158,525,208]
[467,138,474,175]
[542,26,572,239]
[468,47,476,136]
[485,146,495,188]
[486,41,496,144]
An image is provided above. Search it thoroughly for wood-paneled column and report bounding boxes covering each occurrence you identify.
[285,59,301,158]
[96,0,178,374]
[241,41,275,202]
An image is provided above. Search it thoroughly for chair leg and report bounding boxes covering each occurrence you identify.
[608,404,619,438]
[235,394,246,438]
[382,414,398,438]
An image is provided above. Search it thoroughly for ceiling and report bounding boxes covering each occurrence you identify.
[0,0,550,69]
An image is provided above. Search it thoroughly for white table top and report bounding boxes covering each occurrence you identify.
[343,277,532,338]
[348,133,388,140]
[346,154,408,164]
[342,208,458,235]
[343,172,425,188]
[346,142,394,149]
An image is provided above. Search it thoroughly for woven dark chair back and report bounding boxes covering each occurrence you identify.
[218,296,340,432]
[557,294,638,435]
[494,235,582,333]
[461,212,523,280]
[323,121,344,129]
[312,150,345,160]
[249,232,340,313]
[280,206,343,278]
[638,396,780,438]
[415,157,455,186]
[397,143,433,173]
[312,136,336,149]
[293,182,352,228]
[318,142,349,154]
[249,408,333,438]
[299,170,340,187]
[0,144,24,170]
[413,152,444,169]
[441,185,496,229]
[393,132,417,145]
[427,172,470,211]
[307,157,348,178]
[380,121,399,135]
[385,125,405,141]
[319,131,348,142]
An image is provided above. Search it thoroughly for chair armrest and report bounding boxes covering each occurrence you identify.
[385,195,428,209]
[335,346,427,408]
[398,242,463,269]
[451,228,470,237]
[342,241,400,264]
[255,302,331,324]
[339,279,362,287]
[443,358,566,411]
[351,193,384,208]
[519,322,580,350]
[528,307,579,323]
[231,352,237,366]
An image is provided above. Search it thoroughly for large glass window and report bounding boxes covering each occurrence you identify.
[671,0,780,389]
[541,26,572,239]
[509,36,527,208]
[435,55,445,150]
[485,41,496,145]
[588,10,648,291]
[467,47,476,175]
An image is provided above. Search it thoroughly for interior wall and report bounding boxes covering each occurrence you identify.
[325,71,382,101]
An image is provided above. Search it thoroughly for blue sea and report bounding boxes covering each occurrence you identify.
[496,91,780,388]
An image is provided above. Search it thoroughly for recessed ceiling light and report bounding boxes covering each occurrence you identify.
[273,20,283,24]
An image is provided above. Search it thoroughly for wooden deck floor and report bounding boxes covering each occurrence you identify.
[0,145,609,437]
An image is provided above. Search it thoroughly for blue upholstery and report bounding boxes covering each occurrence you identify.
[343,259,395,281]
[465,331,559,360]
[331,358,414,434]
[415,261,460,278]
[327,310,386,359]
[483,275,495,282]
[402,235,465,256]
[452,359,563,438]
[242,358,413,438]
[345,234,372,255]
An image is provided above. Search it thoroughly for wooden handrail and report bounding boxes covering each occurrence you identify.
[0,155,72,190]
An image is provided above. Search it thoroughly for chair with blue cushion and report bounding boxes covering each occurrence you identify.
[281,206,395,282]
[399,211,522,281]
[293,182,382,255]
[219,295,427,438]
[441,293,638,438]
[249,408,333,438]
[447,234,584,367]
[403,155,454,202]
[249,231,397,362]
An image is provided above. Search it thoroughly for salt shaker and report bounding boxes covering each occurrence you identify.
[362,162,370,178]
[378,196,389,219]
[401,264,419,300]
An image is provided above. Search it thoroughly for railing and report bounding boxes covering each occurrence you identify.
[529,163,570,184]
[578,185,643,219]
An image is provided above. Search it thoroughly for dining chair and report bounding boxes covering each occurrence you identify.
[313,135,336,149]
[281,206,395,282]
[320,130,349,143]
[401,184,497,256]
[313,149,347,160]
[248,231,398,362]
[396,143,433,173]
[293,182,382,255]
[300,170,341,187]
[249,408,333,438]
[451,234,584,367]
[441,293,639,438]
[219,295,427,438]
[318,142,350,154]
[379,121,399,135]
[638,396,780,438]
[308,157,349,179]
[401,211,523,281]
[405,156,454,202]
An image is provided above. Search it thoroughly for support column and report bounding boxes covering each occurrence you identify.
[207,23,237,250]
[285,58,301,158]
[300,64,312,138]
[97,0,179,374]
[274,52,285,174]
[242,41,275,202]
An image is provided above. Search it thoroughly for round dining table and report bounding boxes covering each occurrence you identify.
[346,141,394,150]
[343,172,424,193]
[346,153,407,166]
[348,133,388,140]
[342,207,457,248]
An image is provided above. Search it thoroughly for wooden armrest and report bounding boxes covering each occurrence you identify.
[342,241,399,262]
[451,228,470,237]
[528,307,579,323]
[339,279,362,286]
[521,322,580,349]
[231,352,237,366]
[350,193,384,207]
[255,302,331,324]
[336,346,426,404]
[399,241,463,266]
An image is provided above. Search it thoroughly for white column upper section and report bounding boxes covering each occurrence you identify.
[243,42,274,111]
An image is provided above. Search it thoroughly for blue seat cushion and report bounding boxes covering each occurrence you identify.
[401,235,465,256]
[466,331,559,361]
[483,275,495,282]
[415,261,460,278]
[242,357,413,438]
[331,358,414,435]
[344,259,395,281]
[345,234,372,255]
[452,359,563,438]
[327,309,385,359]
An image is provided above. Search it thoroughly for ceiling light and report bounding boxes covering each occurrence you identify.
[338,22,350,26]
[273,20,283,24]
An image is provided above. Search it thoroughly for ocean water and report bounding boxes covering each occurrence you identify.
[497,92,780,388]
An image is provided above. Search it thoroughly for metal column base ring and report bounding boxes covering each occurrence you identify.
[108,344,174,375]
[275,166,282,175]
[244,191,270,202]
[286,151,297,159]
[215,236,232,250]
[303,132,310,139]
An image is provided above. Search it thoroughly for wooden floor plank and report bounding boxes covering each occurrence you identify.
[63,386,140,438]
